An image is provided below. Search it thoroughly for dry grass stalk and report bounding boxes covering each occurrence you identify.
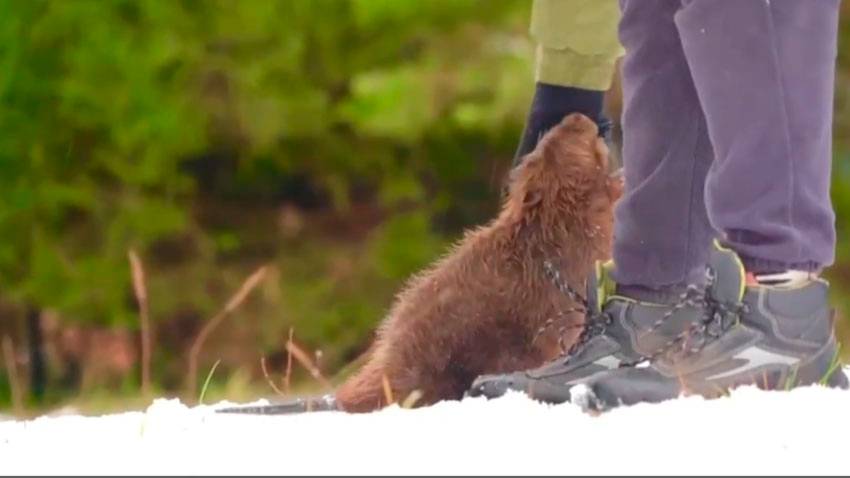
[187,265,269,399]
[314,349,323,373]
[260,356,286,397]
[285,339,332,390]
[128,249,152,398]
[2,336,23,416]
[381,374,394,405]
[284,327,294,394]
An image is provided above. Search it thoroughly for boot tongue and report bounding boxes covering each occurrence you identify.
[707,241,746,303]
[586,260,616,314]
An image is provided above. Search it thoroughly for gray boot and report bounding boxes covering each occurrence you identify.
[468,253,729,402]
[469,244,848,407]
[570,245,847,412]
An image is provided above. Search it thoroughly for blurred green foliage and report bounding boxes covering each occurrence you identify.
[0,0,534,408]
[0,0,848,412]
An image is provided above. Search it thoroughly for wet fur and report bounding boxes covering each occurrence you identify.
[336,114,622,412]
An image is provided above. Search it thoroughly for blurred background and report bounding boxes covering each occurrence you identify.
[0,0,848,416]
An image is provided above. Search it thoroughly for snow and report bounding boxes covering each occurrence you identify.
[2,370,849,475]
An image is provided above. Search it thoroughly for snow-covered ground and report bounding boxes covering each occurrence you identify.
[2,370,849,475]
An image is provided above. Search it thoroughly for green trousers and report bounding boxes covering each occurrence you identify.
[531,0,623,90]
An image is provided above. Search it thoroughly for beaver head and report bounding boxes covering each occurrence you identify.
[505,113,623,259]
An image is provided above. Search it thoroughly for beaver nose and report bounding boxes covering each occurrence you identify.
[560,113,599,138]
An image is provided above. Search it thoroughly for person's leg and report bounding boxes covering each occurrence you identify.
[611,0,716,291]
[514,0,623,162]
[550,0,846,411]
[469,0,847,406]
[469,0,719,401]
[675,0,840,274]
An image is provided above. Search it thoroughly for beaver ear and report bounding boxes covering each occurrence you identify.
[523,188,543,209]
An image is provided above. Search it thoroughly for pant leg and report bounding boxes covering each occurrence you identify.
[612,0,716,289]
[675,0,840,273]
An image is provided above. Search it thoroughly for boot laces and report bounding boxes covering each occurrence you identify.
[623,271,749,366]
[537,260,613,359]
[541,261,748,367]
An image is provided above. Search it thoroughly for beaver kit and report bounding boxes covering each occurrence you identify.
[219,113,622,415]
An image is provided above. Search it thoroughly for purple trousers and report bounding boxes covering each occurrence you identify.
[614,0,841,289]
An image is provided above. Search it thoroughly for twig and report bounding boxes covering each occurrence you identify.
[260,356,286,397]
[2,336,23,416]
[128,249,152,398]
[284,327,294,394]
[187,265,269,400]
[285,339,332,389]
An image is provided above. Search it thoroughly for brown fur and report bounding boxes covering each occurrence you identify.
[335,113,622,412]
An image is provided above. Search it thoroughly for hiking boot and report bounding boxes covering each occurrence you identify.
[568,244,848,412]
[468,248,738,403]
